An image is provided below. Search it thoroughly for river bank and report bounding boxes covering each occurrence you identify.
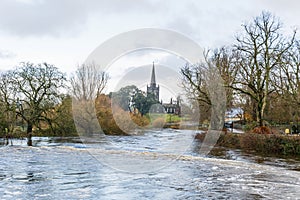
[195,132,300,157]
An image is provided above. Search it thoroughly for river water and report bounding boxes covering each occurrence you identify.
[0,129,299,199]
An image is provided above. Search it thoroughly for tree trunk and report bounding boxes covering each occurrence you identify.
[257,100,264,127]
[261,96,267,126]
[27,123,33,146]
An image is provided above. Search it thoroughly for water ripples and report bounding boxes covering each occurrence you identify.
[0,130,299,199]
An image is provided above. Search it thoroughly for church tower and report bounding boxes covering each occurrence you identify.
[147,62,159,102]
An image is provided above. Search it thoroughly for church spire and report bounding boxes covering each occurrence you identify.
[151,61,156,85]
[147,62,159,102]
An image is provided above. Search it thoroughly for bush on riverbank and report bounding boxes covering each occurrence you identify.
[252,126,272,134]
[240,133,300,155]
[95,94,150,135]
[196,132,300,156]
[151,117,166,128]
[1,94,151,138]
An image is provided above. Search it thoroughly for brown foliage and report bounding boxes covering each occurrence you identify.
[240,133,300,155]
[252,126,272,134]
[95,94,149,135]
[194,133,205,140]
[195,128,300,156]
[197,132,300,156]
[151,117,166,128]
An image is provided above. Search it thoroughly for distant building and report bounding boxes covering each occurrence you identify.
[163,97,181,115]
[146,62,181,115]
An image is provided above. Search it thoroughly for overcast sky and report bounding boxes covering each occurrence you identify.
[0,0,300,98]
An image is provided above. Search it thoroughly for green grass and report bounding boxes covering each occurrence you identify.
[146,113,184,123]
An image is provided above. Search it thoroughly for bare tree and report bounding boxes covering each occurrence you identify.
[232,11,296,126]
[181,57,226,155]
[70,63,108,101]
[181,62,211,106]
[0,72,17,141]
[211,47,238,109]
[274,40,300,123]
[0,62,66,145]
[70,63,109,137]
[181,62,212,123]
[279,40,300,102]
[180,47,235,124]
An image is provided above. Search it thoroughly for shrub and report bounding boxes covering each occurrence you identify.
[233,133,300,156]
[131,114,150,127]
[243,122,256,132]
[195,132,240,148]
[252,126,272,134]
[194,132,205,140]
[95,94,150,135]
[151,117,166,128]
[195,132,300,156]
[217,133,241,148]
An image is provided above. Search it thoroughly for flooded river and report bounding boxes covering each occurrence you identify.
[0,129,299,199]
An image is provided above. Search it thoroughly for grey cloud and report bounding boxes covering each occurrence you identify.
[163,1,272,47]
[0,0,87,37]
[0,0,158,37]
[254,0,300,28]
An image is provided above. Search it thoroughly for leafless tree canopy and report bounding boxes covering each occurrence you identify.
[70,63,109,101]
[70,63,109,137]
[277,40,300,103]
[181,62,211,106]
[181,11,299,126]
[180,47,236,123]
[231,11,296,126]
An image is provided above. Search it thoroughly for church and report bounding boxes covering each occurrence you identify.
[146,62,181,115]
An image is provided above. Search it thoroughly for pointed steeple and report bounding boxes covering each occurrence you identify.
[147,62,159,102]
[147,62,160,102]
[150,61,156,85]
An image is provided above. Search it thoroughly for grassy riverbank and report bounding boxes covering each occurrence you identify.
[196,132,300,156]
